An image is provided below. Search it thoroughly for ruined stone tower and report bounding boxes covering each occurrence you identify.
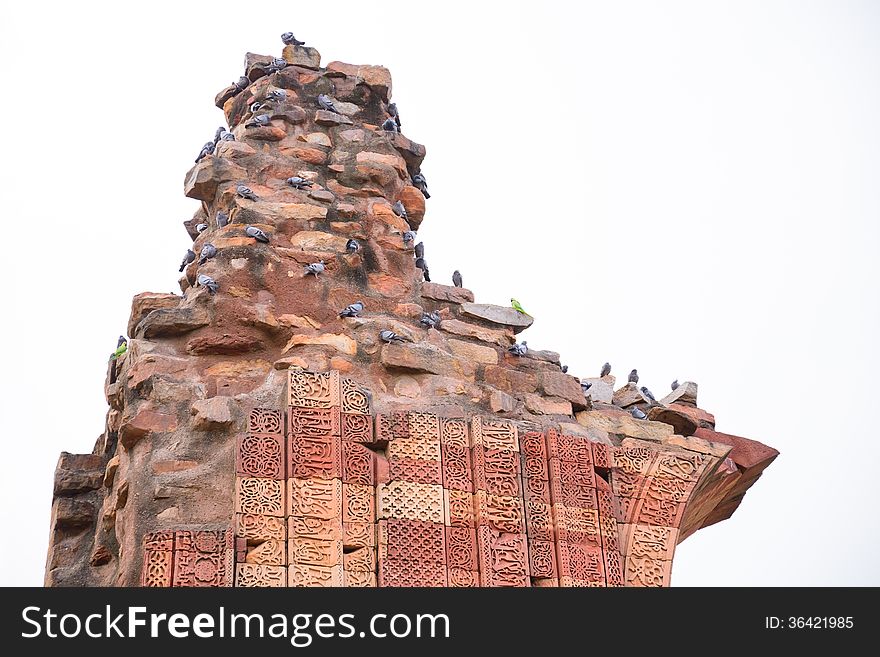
[44,41,778,588]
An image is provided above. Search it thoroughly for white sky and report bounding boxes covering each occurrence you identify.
[1,1,878,586]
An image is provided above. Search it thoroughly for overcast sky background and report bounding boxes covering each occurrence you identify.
[1,1,878,586]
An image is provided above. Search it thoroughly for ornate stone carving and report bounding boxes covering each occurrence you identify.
[236,513,286,542]
[288,370,341,409]
[288,478,342,519]
[235,477,284,516]
[341,377,371,415]
[248,408,282,436]
[237,434,285,479]
[235,563,286,587]
[378,481,442,523]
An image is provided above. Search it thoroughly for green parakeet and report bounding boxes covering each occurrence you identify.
[510,298,532,317]
[110,338,127,360]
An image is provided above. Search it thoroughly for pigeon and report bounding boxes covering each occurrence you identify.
[249,101,266,113]
[197,274,219,295]
[388,102,401,127]
[415,257,430,282]
[600,362,611,377]
[508,341,528,356]
[281,32,305,46]
[237,184,258,200]
[317,94,339,113]
[266,57,288,74]
[216,211,229,228]
[286,176,313,189]
[628,369,639,384]
[402,231,416,245]
[561,365,568,373]
[266,89,286,102]
[196,223,209,234]
[179,249,195,272]
[420,311,441,329]
[110,336,127,361]
[339,301,364,318]
[412,172,430,199]
[198,243,217,265]
[213,126,226,144]
[379,329,408,343]
[305,260,325,277]
[392,201,408,220]
[452,270,462,288]
[217,129,235,142]
[232,76,250,93]
[510,298,531,317]
[346,239,359,253]
[414,242,425,259]
[641,386,656,402]
[631,407,647,420]
[581,381,593,393]
[245,225,270,243]
[195,141,215,163]
[671,379,679,391]
[382,117,398,132]
[246,114,271,128]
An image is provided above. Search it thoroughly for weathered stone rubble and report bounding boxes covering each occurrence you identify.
[44,42,778,588]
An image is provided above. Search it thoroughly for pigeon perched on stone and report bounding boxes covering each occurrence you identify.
[246,114,271,128]
[392,201,408,220]
[452,270,462,288]
[197,274,219,295]
[196,223,208,234]
[414,242,425,259]
[671,379,679,391]
[561,365,568,373]
[508,341,528,356]
[266,89,287,102]
[402,231,416,245]
[628,369,639,384]
[510,298,531,317]
[641,386,656,402]
[339,301,364,318]
[581,381,593,393]
[420,311,441,329]
[198,243,217,265]
[415,257,430,282]
[195,141,215,163]
[631,407,647,420]
[110,336,127,360]
[281,32,305,46]
[216,211,229,228]
[245,225,269,243]
[305,260,325,277]
[266,57,288,74]
[213,126,226,144]
[600,362,611,377]
[411,172,430,199]
[317,94,339,113]
[232,76,250,93]
[379,329,408,343]
[237,184,258,201]
[216,128,235,142]
[346,239,359,253]
[179,249,195,272]
[249,101,266,113]
[388,103,401,127]
[286,176,313,189]
[382,117,398,132]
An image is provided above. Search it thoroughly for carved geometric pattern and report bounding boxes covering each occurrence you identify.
[235,563,286,587]
[144,531,174,551]
[386,437,440,461]
[244,540,286,566]
[175,530,231,554]
[407,412,440,441]
[445,526,477,570]
[379,519,446,563]
[342,413,374,443]
[288,406,341,439]
[236,477,284,517]
[520,432,547,459]
[439,417,468,447]
[288,431,340,480]
[556,541,604,585]
[441,443,472,491]
[448,569,480,587]
[524,500,555,541]
[288,564,343,587]
[604,549,624,587]
[548,433,591,463]
[599,515,620,553]
[288,537,343,567]
[444,489,474,527]
[237,434,285,479]
[344,569,377,587]
[373,414,394,443]
[523,454,548,481]
[173,549,227,587]
[342,442,375,486]
[528,539,557,579]
[389,457,442,485]
[343,522,375,548]
[141,549,173,587]
[597,489,618,521]
[471,417,518,451]
[556,506,601,547]
[378,481,443,523]
[288,370,340,409]
[591,441,612,470]
[524,476,552,505]
[288,478,342,520]
[553,482,598,510]
[475,491,525,534]
[614,446,655,475]
[478,527,529,587]
[343,483,376,523]
[389,412,409,438]
[249,408,282,435]
[341,376,371,415]
[618,496,640,524]
[379,557,447,587]
[235,513,286,542]
[549,458,596,489]
[344,546,376,572]
[288,515,342,542]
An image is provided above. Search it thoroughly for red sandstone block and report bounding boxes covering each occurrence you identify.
[549,458,596,489]
[288,478,342,520]
[604,549,624,587]
[445,526,478,570]
[600,516,619,553]
[378,481,443,523]
[343,483,375,523]
[343,522,375,548]
[478,470,521,498]
[474,491,525,534]
[378,518,446,564]
[406,411,441,442]
[144,531,175,552]
[555,541,604,585]
[288,537,343,567]
[341,376,372,415]
[174,529,232,554]
[644,473,694,504]
[524,499,556,542]
[628,524,679,561]
[624,554,672,587]
[342,413,374,443]
[447,569,480,587]
[244,539,286,566]
[236,513,286,542]
[483,447,521,474]
[235,537,247,562]
[528,539,557,579]
[596,489,618,521]
[441,443,473,492]
[547,432,591,463]
[389,456,443,485]
[389,412,409,438]
[439,417,469,448]
[141,549,173,587]
[343,546,376,572]
[618,496,640,524]
[591,441,612,471]
[288,406,341,438]
[477,526,529,587]
[555,505,601,548]
[288,515,342,542]
[613,445,656,475]
[523,476,552,505]
[387,437,441,461]
[235,563,287,587]
[237,434,285,480]
[236,477,285,517]
[173,549,228,587]
[288,433,340,480]
[470,416,519,451]
[520,431,547,459]
[612,470,647,498]
[288,370,341,409]
[634,496,686,528]
[522,454,548,481]
[373,413,393,444]
[444,489,474,527]
[378,557,447,587]
[553,482,598,510]
[342,442,376,486]
[344,569,377,587]
[693,427,779,474]
[248,408,283,436]
[288,564,343,587]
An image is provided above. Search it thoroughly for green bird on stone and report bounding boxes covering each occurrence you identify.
[510,298,532,317]
[110,335,127,361]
